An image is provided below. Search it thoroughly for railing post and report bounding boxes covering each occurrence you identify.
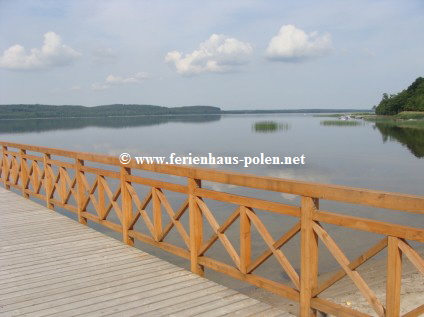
[59,167,66,203]
[152,188,162,241]
[43,153,53,209]
[240,206,251,274]
[300,196,319,317]
[20,149,29,198]
[188,178,204,276]
[386,236,402,316]
[2,146,10,189]
[121,167,134,246]
[76,159,87,224]
[32,160,38,193]
[98,175,105,219]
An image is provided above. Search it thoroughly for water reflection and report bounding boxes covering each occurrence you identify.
[1,113,423,288]
[0,115,221,134]
[374,123,424,158]
[252,121,290,133]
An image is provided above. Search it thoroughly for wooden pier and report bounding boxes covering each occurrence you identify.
[0,187,288,316]
[1,141,423,316]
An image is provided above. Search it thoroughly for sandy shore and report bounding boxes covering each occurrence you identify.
[240,251,423,316]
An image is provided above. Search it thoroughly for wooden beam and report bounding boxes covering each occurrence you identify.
[127,186,153,230]
[246,207,300,289]
[248,221,300,274]
[313,223,385,317]
[188,178,204,276]
[198,206,240,256]
[156,189,190,248]
[99,176,122,222]
[47,158,76,169]
[130,230,190,259]
[158,199,189,243]
[314,237,388,296]
[49,199,78,213]
[240,206,251,274]
[197,197,241,270]
[62,169,76,205]
[195,188,300,218]
[398,239,424,275]
[311,297,371,317]
[1,141,424,213]
[32,161,40,194]
[44,153,53,209]
[20,149,29,198]
[386,236,402,317]
[300,197,319,317]
[2,146,10,189]
[403,304,424,317]
[314,211,424,242]
[22,153,43,161]
[80,165,120,179]
[152,188,162,241]
[98,175,105,219]
[82,212,122,232]
[121,166,133,246]
[127,174,188,194]
[198,255,299,302]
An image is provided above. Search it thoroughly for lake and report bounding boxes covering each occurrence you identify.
[1,113,423,288]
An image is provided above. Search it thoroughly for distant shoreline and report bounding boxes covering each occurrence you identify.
[0,103,373,120]
[221,109,372,114]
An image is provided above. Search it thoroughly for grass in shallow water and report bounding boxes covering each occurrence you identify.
[320,120,363,126]
[253,121,290,133]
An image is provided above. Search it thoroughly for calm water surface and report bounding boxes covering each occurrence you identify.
[1,114,423,288]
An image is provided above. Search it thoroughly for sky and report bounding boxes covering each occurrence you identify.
[0,0,423,110]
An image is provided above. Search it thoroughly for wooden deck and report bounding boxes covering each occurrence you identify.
[1,141,424,316]
[0,187,290,317]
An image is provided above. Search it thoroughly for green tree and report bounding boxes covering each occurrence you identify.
[375,77,424,114]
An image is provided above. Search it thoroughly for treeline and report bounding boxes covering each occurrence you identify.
[0,103,375,119]
[375,77,424,115]
[0,104,221,119]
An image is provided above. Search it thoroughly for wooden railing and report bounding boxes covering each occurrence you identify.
[0,141,423,317]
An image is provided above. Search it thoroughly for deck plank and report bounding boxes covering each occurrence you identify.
[0,189,290,316]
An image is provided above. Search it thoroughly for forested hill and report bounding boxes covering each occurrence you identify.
[376,77,424,115]
[0,104,221,119]
[0,104,372,119]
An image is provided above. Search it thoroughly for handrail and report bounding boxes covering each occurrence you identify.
[1,141,423,212]
[1,141,423,317]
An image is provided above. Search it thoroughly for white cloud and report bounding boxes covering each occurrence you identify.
[0,32,81,71]
[105,72,149,84]
[91,83,110,91]
[271,168,331,201]
[266,25,332,62]
[165,34,252,75]
[91,71,148,90]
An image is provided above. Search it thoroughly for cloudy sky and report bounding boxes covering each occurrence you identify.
[0,0,423,109]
